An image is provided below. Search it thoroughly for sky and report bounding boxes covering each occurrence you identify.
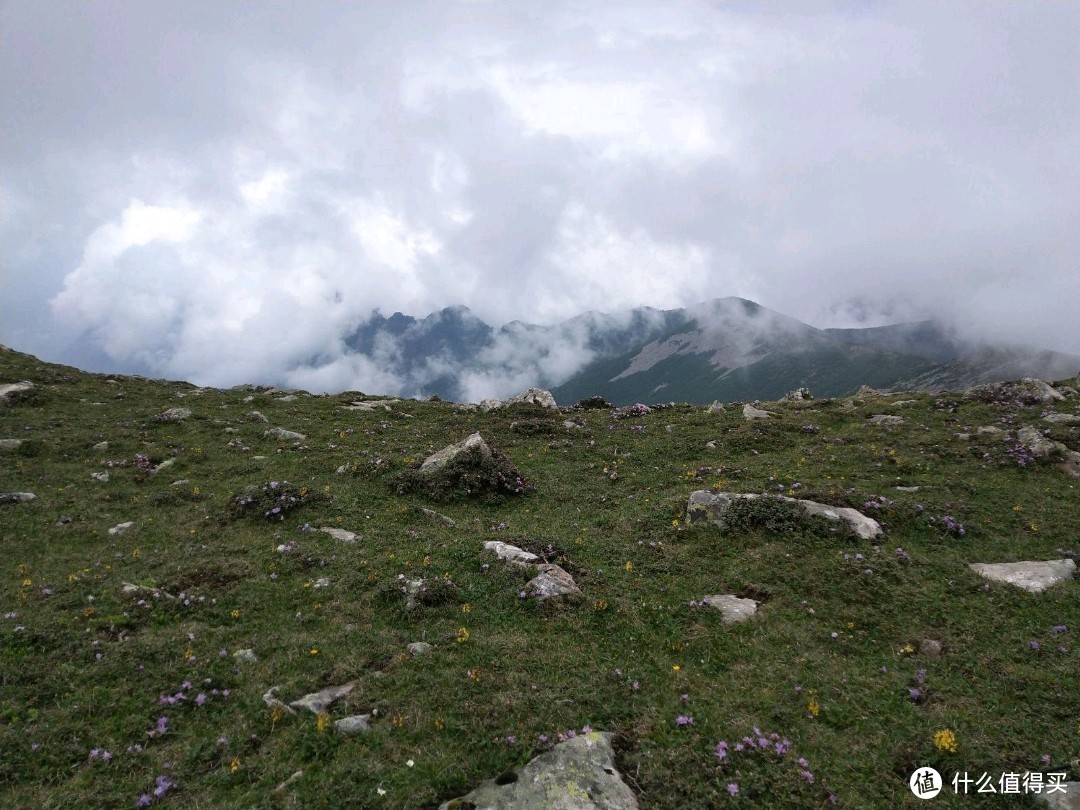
[2,0,1078,395]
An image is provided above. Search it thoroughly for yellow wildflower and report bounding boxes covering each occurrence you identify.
[933,729,958,753]
[456,627,469,643]
[807,698,820,717]
[316,713,332,733]
[461,603,471,614]
[231,609,240,618]
[230,757,240,773]
[309,648,319,656]
[625,562,634,572]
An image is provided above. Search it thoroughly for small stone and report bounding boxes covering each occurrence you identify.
[233,649,258,664]
[920,639,943,658]
[91,472,110,483]
[742,404,773,420]
[248,410,269,422]
[273,770,304,793]
[705,440,718,449]
[407,642,432,656]
[420,432,491,473]
[156,407,191,421]
[702,594,759,624]
[276,395,297,402]
[289,682,354,715]
[869,414,904,426]
[334,715,372,735]
[264,427,305,441]
[1043,413,1080,425]
[152,458,175,473]
[312,577,331,588]
[420,507,456,526]
[894,486,920,492]
[707,401,726,414]
[108,521,134,536]
[170,479,190,487]
[976,426,1003,435]
[525,564,581,600]
[483,540,539,566]
[0,438,23,451]
[92,440,109,450]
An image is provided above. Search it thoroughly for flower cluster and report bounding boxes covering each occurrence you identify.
[861,494,893,512]
[1006,442,1036,467]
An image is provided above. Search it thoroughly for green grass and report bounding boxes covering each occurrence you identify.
[1,346,1077,808]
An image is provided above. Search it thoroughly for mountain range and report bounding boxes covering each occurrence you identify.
[341,297,1080,405]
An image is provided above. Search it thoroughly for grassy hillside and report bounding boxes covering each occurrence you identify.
[1,345,1078,808]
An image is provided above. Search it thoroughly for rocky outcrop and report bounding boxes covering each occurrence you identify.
[1017,426,1080,477]
[742,404,774,420]
[479,387,559,412]
[437,731,638,810]
[686,490,882,540]
[780,387,812,402]
[420,432,491,473]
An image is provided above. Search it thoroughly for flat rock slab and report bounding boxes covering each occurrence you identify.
[0,439,22,450]
[687,490,882,540]
[0,492,36,504]
[868,414,904,426]
[420,432,491,473]
[702,594,759,624]
[155,407,191,421]
[968,559,1076,594]
[108,521,135,535]
[289,682,354,715]
[484,540,539,566]
[526,564,581,600]
[264,427,306,441]
[319,526,358,542]
[1044,413,1080,425]
[438,731,638,810]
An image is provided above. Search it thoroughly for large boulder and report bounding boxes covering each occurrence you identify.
[780,387,813,402]
[686,490,882,540]
[437,731,639,810]
[1017,426,1080,478]
[420,432,491,473]
[742,404,774,420]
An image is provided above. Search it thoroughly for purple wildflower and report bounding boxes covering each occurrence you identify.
[726,783,739,796]
[675,715,694,726]
[1051,625,1067,634]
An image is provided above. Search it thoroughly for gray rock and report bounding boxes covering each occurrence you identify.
[233,649,258,664]
[705,440,718,449]
[121,582,175,600]
[420,507,456,526]
[289,682,354,715]
[312,577,331,589]
[92,440,109,450]
[478,398,505,412]
[780,387,813,402]
[1032,781,1080,809]
[966,378,1065,403]
[525,564,581,600]
[247,410,269,422]
[438,731,638,810]
[920,639,943,658]
[742,404,774,420]
[1018,426,1080,477]
[702,594,759,624]
[508,387,558,409]
[0,381,34,404]
[976,426,1003,435]
[868,414,904,426]
[707,400,726,414]
[0,438,22,451]
[407,642,433,656]
[686,490,882,540]
[855,385,884,397]
[483,540,539,566]
[1044,413,1080,425]
[334,714,372,735]
[889,400,917,407]
[894,486,921,492]
[968,559,1076,594]
[420,432,491,473]
[400,577,426,611]
[156,407,191,421]
[0,492,35,505]
[108,521,134,535]
[273,770,305,793]
[264,427,306,441]
[90,472,109,483]
[152,458,175,473]
[319,527,358,543]
[170,479,190,487]
[276,395,298,402]
[262,686,297,715]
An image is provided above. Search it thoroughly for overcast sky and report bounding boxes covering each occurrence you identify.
[2,0,1078,392]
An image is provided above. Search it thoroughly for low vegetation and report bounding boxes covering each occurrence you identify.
[1,346,1077,808]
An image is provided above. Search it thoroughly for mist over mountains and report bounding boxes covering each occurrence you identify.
[339,297,1080,405]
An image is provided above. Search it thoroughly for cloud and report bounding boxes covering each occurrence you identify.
[3,0,1079,394]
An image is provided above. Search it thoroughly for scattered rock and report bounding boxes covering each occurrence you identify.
[920,639,943,658]
[780,387,813,402]
[91,472,109,483]
[855,385,885,397]
[289,682,354,715]
[563,420,582,430]
[701,594,759,624]
[402,577,426,611]
[483,541,539,566]
[707,400,726,414]
[705,440,718,449]
[686,490,883,540]
[335,463,350,474]
[419,507,456,526]
[437,731,638,810]
[1018,425,1080,477]
[742,404,774,420]
[264,427,306,441]
[233,649,258,664]
[868,414,904,426]
[319,527,358,543]
[407,642,432,656]
[508,387,558,409]
[1044,413,1080,426]
[108,521,134,536]
[965,378,1065,404]
[0,492,36,504]
[894,486,921,493]
[0,438,22,451]
[334,715,372,736]
[312,577,331,589]
[262,686,297,715]
[276,395,298,402]
[976,426,1003,435]
[889,400,917,407]
[152,458,175,473]
[155,407,191,422]
[525,564,581,600]
[420,432,491,473]
[968,559,1076,594]
[122,582,175,600]
[170,479,190,487]
[0,381,34,404]
[247,411,269,422]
